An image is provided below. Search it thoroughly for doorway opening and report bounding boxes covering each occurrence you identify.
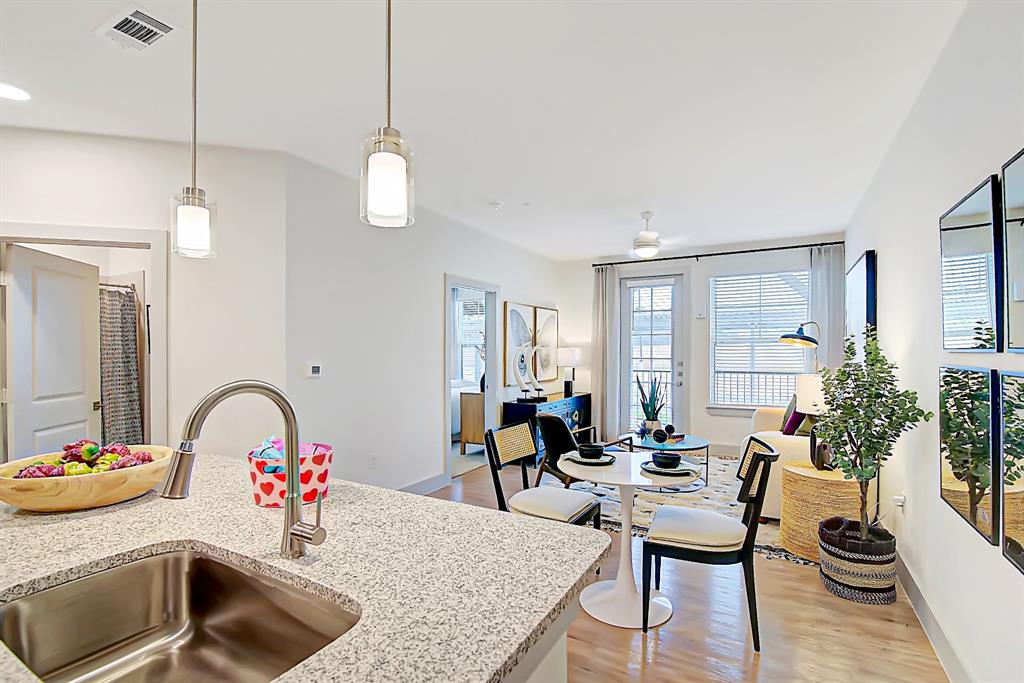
[444,276,498,479]
[0,224,168,464]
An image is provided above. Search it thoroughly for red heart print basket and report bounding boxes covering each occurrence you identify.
[246,442,333,508]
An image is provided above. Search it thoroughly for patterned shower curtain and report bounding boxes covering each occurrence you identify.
[99,287,144,444]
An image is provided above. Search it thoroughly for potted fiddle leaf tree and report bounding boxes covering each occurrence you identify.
[814,326,932,604]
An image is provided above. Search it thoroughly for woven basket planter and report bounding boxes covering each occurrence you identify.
[818,516,896,605]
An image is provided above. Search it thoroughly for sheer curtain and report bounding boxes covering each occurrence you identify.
[809,244,846,370]
[590,265,620,440]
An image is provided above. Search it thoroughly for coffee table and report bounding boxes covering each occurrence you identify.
[620,433,711,491]
[559,451,700,629]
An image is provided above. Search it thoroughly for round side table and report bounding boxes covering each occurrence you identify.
[779,463,871,562]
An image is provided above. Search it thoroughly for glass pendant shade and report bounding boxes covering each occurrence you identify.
[360,126,414,227]
[632,230,660,258]
[173,187,215,258]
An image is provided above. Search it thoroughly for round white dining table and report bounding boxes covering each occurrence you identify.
[559,450,699,629]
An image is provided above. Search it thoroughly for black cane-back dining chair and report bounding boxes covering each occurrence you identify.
[535,413,633,488]
[642,435,779,650]
[484,421,601,529]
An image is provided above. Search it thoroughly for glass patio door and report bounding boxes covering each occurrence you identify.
[620,276,685,435]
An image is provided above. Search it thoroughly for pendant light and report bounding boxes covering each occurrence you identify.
[173,0,215,258]
[632,211,660,258]
[360,0,414,227]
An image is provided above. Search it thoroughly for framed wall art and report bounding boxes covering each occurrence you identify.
[503,302,535,386]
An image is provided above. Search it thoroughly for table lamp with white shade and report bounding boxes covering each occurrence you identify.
[557,347,583,397]
[796,373,826,415]
[797,372,833,470]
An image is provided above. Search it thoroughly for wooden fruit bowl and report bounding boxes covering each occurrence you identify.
[0,445,173,512]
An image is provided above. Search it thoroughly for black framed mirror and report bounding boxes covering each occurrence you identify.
[939,176,1004,351]
[845,249,877,362]
[939,365,999,544]
[1003,148,1024,351]
[1001,371,1024,573]
[937,366,1003,540]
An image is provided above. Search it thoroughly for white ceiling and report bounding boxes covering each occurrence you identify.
[0,0,966,260]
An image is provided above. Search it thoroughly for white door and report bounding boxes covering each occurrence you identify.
[619,275,687,435]
[2,244,101,460]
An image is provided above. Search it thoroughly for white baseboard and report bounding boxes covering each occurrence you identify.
[896,552,969,683]
[401,472,451,495]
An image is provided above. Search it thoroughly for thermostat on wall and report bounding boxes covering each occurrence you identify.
[307,363,323,378]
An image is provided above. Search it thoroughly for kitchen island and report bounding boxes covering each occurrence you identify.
[0,455,610,682]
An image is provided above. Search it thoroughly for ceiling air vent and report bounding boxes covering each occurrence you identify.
[95,6,175,51]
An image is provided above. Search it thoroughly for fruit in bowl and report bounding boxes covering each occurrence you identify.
[12,441,154,478]
[0,444,172,512]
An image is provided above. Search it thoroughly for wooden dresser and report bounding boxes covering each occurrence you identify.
[459,392,485,454]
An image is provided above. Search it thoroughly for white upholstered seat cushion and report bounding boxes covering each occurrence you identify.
[509,487,598,522]
[646,506,747,552]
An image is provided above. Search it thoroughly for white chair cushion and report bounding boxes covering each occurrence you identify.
[646,506,747,552]
[509,487,598,522]
[749,430,812,519]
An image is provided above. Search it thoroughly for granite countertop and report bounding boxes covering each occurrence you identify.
[0,455,610,682]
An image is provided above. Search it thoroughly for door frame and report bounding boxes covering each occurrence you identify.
[616,269,691,436]
[0,222,169,454]
[443,274,499,482]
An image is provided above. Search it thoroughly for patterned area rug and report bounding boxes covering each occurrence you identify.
[547,454,815,566]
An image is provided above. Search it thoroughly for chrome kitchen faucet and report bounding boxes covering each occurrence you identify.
[160,380,326,558]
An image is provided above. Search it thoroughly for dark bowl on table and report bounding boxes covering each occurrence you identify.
[577,444,605,460]
[651,452,681,469]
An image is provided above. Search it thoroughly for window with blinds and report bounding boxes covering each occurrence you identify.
[941,252,995,349]
[710,271,810,407]
[456,298,485,382]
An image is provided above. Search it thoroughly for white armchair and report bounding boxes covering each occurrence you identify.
[742,406,812,519]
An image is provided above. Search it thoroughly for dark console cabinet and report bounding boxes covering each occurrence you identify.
[501,393,593,453]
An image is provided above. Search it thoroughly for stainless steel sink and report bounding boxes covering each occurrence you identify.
[0,551,359,682]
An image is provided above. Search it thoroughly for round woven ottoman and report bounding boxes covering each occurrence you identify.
[779,463,870,562]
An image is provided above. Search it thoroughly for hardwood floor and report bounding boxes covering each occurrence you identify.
[430,467,947,683]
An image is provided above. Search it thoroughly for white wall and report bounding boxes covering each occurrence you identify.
[0,127,288,456]
[283,156,566,490]
[556,235,835,451]
[0,128,573,489]
[843,2,1024,681]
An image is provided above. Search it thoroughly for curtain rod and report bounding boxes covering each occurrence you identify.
[591,239,845,268]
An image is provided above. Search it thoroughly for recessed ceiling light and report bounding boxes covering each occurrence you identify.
[0,83,30,101]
